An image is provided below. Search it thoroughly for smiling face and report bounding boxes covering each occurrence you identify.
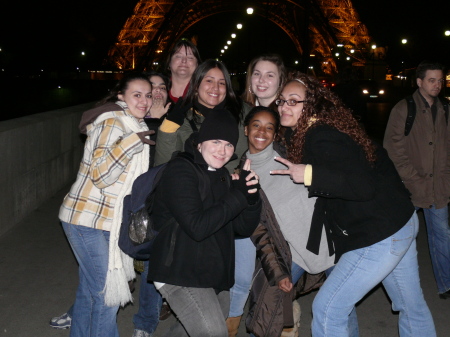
[169,46,198,79]
[198,139,234,169]
[251,60,280,107]
[197,67,227,108]
[118,79,152,119]
[245,110,277,154]
[417,69,444,103]
[278,81,306,130]
[149,75,168,103]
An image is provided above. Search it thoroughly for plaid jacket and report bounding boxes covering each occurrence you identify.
[59,110,148,231]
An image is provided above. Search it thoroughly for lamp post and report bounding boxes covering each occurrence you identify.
[371,44,376,81]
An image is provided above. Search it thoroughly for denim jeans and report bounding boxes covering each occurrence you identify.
[158,285,229,337]
[133,260,163,334]
[291,262,359,337]
[229,237,256,317]
[422,205,450,294]
[311,213,436,337]
[61,221,119,337]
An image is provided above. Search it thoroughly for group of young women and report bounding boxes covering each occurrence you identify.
[54,38,436,337]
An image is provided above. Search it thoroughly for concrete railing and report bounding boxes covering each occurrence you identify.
[0,103,94,237]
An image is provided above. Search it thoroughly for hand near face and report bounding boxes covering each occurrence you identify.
[149,98,171,119]
[270,157,306,183]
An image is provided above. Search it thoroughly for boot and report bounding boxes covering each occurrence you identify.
[225,316,242,337]
[281,300,301,337]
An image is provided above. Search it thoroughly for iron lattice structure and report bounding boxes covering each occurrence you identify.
[106,0,372,75]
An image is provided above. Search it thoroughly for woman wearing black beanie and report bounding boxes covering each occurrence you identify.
[148,110,262,337]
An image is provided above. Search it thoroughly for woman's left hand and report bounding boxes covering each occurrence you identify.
[270,157,306,183]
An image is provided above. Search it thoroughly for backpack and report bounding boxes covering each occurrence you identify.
[119,153,208,260]
[404,95,449,136]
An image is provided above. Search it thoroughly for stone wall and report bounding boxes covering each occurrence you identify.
[0,103,93,237]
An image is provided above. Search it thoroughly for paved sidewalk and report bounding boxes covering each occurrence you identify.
[0,184,447,336]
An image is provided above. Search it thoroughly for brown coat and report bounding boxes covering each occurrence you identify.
[384,89,450,209]
[246,191,325,337]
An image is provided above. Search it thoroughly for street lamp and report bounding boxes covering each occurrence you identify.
[247,8,254,15]
[445,30,450,36]
[371,44,376,81]
[237,23,242,29]
[401,39,407,44]
[231,34,236,38]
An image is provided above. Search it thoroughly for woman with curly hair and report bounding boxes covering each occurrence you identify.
[271,72,436,336]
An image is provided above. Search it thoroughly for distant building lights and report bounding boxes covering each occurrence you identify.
[350,49,355,53]
[401,39,407,44]
[310,54,316,57]
[445,30,450,36]
[227,41,231,45]
[346,57,351,60]
[337,44,344,47]
[237,24,243,29]
[81,51,85,56]
[371,44,376,49]
[231,34,236,38]
[247,8,254,15]
[295,60,299,64]
[335,53,340,57]
[156,50,163,53]
[224,46,228,50]
[221,49,225,53]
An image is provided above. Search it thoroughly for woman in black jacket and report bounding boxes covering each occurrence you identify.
[271,72,436,337]
[148,110,262,337]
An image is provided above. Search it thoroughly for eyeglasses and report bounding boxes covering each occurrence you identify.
[275,99,305,106]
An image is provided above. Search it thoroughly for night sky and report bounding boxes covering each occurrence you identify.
[1,0,449,74]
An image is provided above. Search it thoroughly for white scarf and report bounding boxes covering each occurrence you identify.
[97,101,149,307]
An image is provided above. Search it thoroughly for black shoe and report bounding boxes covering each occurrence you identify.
[439,289,450,299]
[159,303,172,321]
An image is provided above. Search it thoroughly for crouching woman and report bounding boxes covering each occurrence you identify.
[148,110,262,337]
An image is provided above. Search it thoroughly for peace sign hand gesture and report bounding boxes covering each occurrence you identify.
[270,157,306,183]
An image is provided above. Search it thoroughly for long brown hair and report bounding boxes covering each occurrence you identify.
[279,71,376,164]
[241,54,287,106]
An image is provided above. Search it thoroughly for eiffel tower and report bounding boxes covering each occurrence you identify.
[106,0,372,75]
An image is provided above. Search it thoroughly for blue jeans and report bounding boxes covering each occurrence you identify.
[133,260,163,334]
[422,205,450,294]
[229,237,256,317]
[61,221,119,337]
[311,213,436,337]
[158,285,229,337]
[291,262,359,337]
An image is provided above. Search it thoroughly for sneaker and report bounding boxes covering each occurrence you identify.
[132,329,151,337]
[49,312,72,329]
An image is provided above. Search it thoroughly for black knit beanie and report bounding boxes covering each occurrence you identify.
[197,109,239,148]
